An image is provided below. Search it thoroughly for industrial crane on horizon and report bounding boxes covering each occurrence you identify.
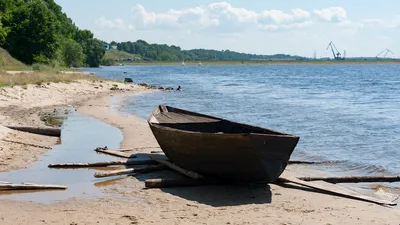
[326,41,345,60]
[376,48,394,59]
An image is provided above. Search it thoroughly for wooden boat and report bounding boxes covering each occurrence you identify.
[147,105,300,183]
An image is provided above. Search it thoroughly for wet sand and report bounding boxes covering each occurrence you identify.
[0,79,399,224]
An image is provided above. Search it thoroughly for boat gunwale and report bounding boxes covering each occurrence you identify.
[147,105,300,139]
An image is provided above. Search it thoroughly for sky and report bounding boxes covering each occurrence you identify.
[55,0,400,58]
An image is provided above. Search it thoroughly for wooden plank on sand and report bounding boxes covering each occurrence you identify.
[94,148,137,158]
[145,178,216,188]
[0,183,67,190]
[6,126,61,137]
[48,159,155,168]
[298,175,400,183]
[94,165,165,178]
[149,154,203,179]
[278,174,397,206]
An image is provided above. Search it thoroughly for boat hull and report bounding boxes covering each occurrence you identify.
[149,117,299,183]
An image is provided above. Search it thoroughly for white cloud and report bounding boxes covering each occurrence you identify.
[95,16,132,30]
[128,2,316,32]
[362,17,400,28]
[95,3,359,34]
[313,7,347,22]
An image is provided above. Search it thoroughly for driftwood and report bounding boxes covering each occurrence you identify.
[94,148,137,158]
[6,126,61,137]
[94,165,165,178]
[149,155,204,179]
[288,160,336,165]
[0,183,67,190]
[145,178,217,188]
[1,139,52,149]
[298,175,400,183]
[278,175,396,206]
[48,159,155,168]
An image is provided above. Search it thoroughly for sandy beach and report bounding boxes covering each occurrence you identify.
[0,77,399,225]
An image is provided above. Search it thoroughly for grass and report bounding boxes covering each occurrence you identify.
[0,47,29,71]
[102,50,141,65]
[0,71,100,87]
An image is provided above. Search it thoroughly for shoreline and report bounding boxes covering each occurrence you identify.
[0,79,399,224]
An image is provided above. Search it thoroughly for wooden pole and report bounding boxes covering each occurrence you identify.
[48,159,156,168]
[288,160,336,165]
[94,165,165,178]
[1,139,52,149]
[145,178,215,188]
[94,148,137,158]
[0,183,67,190]
[278,175,396,206]
[6,126,61,137]
[298,175,400,183]
[149,155,203,179]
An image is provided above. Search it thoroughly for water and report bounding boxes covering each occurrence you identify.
[0,112,124,203]
[84,64,400,189]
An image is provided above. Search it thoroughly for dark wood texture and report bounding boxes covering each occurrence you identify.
[147,105,300,183]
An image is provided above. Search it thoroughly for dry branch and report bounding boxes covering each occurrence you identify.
[0,183,67,190]
[6,126,61,137]
[94,165,165,178]
[278,175,396,206]
[1,139,52,149]
[145,178,216,188]
[149,155,203,179]
[298,175,400,183]
[48,159,155,168]
[94,148,136,158]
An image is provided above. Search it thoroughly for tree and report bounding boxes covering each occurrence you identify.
[5,0,60,64]
[62,38,85,67]
[83,38,105,67]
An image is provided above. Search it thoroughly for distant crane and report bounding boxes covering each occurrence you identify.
[376,49,394,59]
[326,41,345,60]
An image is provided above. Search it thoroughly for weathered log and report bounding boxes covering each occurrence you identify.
[278,175,396,206]
[94,165,165,178]
[94,148,137,158]
[149,155,203,179]
[48,159,156,168]
[0,183,67,190]
[145,178,216,188]
[298,175,400,183]
[1,139,52,149]
[288,160,336,165]
[6,126,61,137]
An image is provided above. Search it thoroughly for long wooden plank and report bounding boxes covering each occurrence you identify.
[48,159,155,168]
[298,175,400,183]
[278,175,396,206]
[94,149,136,158]
[1,139,52,149]
[149,154,203,179]
[0,183,67,190]
[94,165,165,178]
[145,178,216,188]
[6,126,61,137]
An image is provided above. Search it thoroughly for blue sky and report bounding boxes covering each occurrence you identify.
[55,0,400,58]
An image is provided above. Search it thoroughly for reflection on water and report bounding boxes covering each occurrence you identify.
[0,112,124,203]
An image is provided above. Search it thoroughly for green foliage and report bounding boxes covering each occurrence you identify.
[0,0,105,68]
[62,38,85,67]
[5,0,60,64]
[83,38,105,67]
[115,40,305,61]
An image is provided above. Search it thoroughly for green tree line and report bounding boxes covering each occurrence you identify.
[0,0,104,67]
[115,40,305,61]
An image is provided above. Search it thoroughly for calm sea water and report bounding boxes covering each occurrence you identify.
[84,64,400,183]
